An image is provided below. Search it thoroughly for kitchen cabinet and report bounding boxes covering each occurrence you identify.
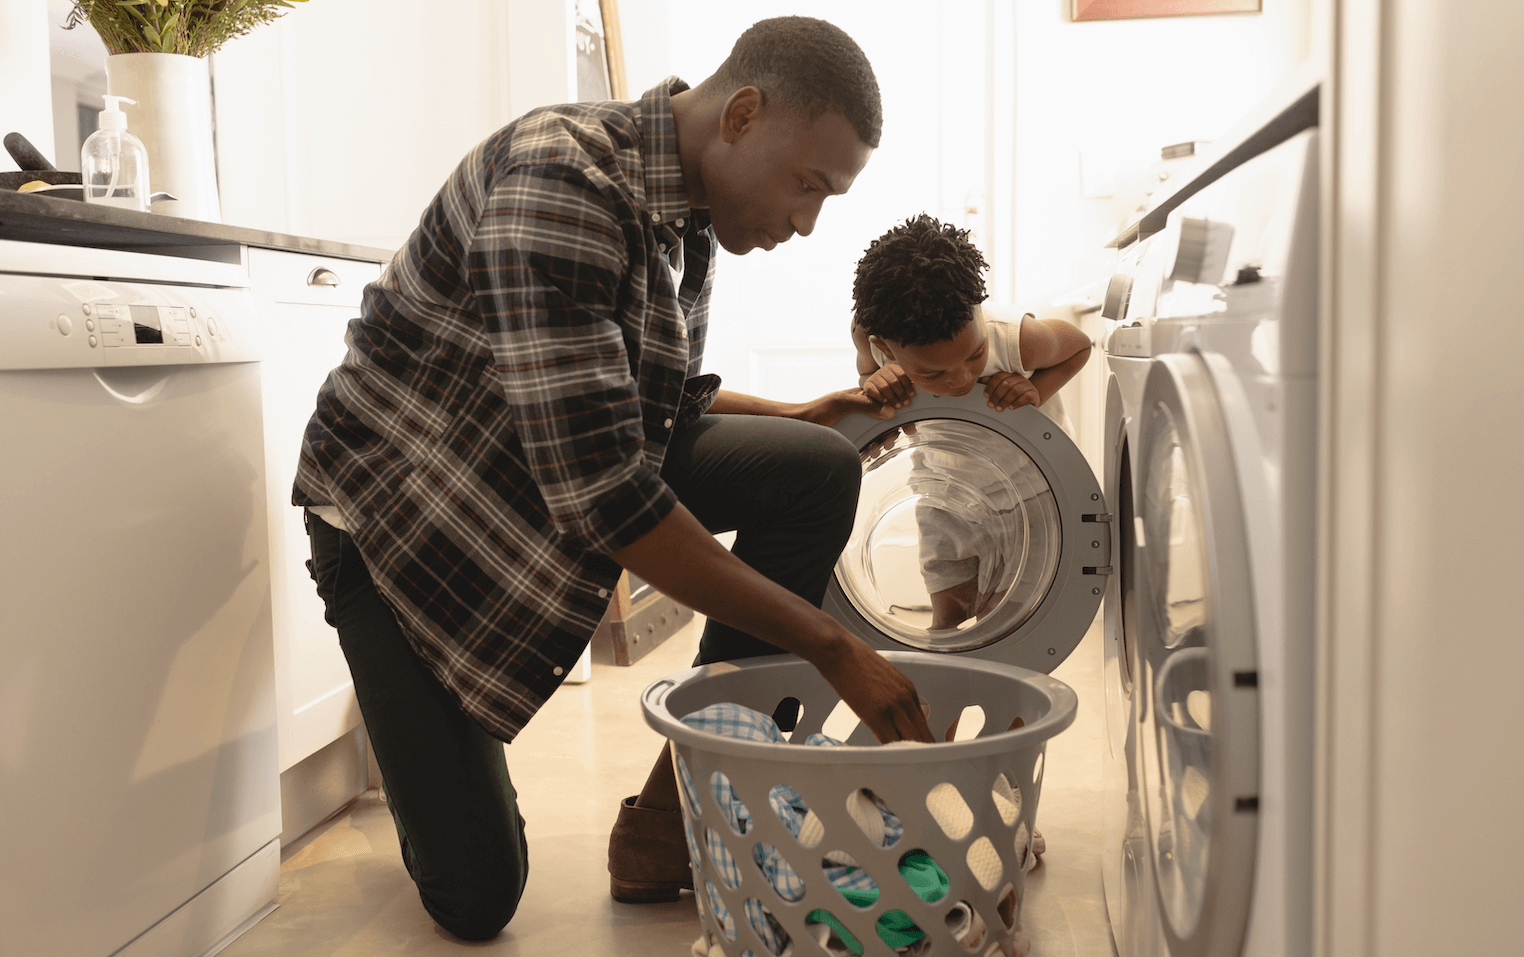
[248,247,382,776]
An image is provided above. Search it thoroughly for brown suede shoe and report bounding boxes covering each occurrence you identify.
[608,795,695,903]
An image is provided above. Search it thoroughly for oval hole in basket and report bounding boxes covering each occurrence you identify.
[997,883,1019,929]
[705,880,737,940]
[1032,750,1045,788]
[948,900,990,949]
[807,910,864,954]
[925,782,974,840]
[706,828,741,889]
[751,843,806,901]
[846,789,904,848]
[1014,821,1031,871]
[744,898,786,956]
[947,704,986,742]
[675,753,701,818]
[820,850,877,909]
[897,848,948,903]
[821,697,860,742]
[877,911,927,953]
[710,770,751,836]
[682,816,703,872]
[966,836,1004,891]
[771,696,804,734]
[991,773,1021,827]
[769,784,822,848]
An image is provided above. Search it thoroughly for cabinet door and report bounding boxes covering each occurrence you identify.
[250,247,383,772]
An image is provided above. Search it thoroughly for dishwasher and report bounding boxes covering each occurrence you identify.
[0,239,281,957]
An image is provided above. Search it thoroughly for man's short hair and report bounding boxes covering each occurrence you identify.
[853,214,989,346]
[703,16,882,148]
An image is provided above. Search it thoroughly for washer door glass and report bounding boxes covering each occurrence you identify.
[1140,402,1214,940]
[834,418,1063,652]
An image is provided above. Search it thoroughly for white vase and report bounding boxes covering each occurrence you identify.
[105,52,222,222]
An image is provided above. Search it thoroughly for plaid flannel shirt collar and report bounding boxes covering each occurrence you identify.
[639,77,712,252]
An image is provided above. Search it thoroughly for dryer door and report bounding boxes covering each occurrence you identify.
[1134,352,1260,957]
[825,391,1107,672]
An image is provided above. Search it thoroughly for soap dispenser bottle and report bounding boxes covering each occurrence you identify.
[82,95,149,211]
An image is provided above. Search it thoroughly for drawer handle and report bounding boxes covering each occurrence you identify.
[307,267,342,287]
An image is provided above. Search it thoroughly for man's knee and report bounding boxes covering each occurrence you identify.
[422,859,529,941]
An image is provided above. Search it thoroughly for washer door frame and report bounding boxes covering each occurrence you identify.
[1134,351,1261,957]
[825,390,1107,673]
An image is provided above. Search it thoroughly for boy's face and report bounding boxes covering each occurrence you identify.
[700,92,873,255]
[874,318,988,397]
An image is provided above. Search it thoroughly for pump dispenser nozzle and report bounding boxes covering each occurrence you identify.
[97,95,136,131]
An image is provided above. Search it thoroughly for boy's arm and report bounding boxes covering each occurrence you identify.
[1019,316,1093,404]
[852,318,916,409]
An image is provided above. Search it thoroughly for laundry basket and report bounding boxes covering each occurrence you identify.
[642,651,1078,957]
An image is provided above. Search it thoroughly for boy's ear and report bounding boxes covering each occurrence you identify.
[868,334,897,362]
[719,86,764,144]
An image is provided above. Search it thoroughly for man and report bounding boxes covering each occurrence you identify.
[294,15,933,942]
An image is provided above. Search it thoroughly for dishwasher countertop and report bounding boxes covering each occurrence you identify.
[0,189,394,264]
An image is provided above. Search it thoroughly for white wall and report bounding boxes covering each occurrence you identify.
[1,0,56,171]
[1010,0,1314,309]
[1322,2,1524,955]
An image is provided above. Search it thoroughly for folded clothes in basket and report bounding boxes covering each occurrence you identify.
[679,703,990,957]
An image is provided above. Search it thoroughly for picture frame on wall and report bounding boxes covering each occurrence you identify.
[575,0,627,100]
[1072,0,1262,21]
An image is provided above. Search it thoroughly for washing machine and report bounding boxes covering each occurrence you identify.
[825,393,1109,687]
[1099,226,1170,956]
[1102,117,1320,957]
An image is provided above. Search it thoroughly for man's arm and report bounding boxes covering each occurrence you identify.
[709,388,890,425]
[610,502,934,743]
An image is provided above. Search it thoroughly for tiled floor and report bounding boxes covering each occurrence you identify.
[220,615,1117,957]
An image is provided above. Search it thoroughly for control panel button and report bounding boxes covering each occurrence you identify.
[82,303,92,316]
[56,315,72,336]
[206,317,219,338]
[89,335,98,348]
[85,318,95,332]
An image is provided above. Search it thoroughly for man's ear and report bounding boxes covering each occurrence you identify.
[719,86,764,144]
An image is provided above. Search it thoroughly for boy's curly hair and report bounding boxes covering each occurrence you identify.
[852,214,988,346]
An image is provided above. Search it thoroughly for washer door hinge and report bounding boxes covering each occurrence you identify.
[1083,513,1114,523]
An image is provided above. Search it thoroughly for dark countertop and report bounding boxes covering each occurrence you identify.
[0,189,394,264]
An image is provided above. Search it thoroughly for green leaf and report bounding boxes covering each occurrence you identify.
[142,24,161,45]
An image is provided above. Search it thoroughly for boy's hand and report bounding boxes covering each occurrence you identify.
[980,371,1040,412]
[864,364,916,411]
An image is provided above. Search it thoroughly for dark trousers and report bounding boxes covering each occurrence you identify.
[305,413,861,938]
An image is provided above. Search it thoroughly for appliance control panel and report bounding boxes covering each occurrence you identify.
[0,274,260,371]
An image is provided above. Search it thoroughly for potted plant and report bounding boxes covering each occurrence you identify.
[65,1,310,221]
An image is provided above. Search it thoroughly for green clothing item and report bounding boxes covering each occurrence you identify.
[807,850,950,953]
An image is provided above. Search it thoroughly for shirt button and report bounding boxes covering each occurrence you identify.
[675,218,685,228]
[664,418,674,429]
[598,588,610,598]
[659,243,667,253]
[553,666,564,676]
[650,212,661,223]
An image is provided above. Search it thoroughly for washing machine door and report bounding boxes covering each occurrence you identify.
[825,391,1108,672]
[1134,352,1261,957]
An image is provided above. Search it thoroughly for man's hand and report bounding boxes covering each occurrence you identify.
[796,388,896,426]
[980,371,1040,412]
[863,364,916,411]
[813,634,935,744]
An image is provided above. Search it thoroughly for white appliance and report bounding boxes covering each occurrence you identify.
[0,240,281,957]
[1099,90,1320,957]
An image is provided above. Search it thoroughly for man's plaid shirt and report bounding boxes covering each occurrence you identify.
[294,79,713,741]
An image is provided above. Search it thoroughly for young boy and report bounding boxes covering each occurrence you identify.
[851,213,1092,630]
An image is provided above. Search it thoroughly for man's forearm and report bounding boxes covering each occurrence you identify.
[708,389,796,416]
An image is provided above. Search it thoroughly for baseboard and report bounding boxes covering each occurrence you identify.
[116,839,280,957]
[279,724,369,847]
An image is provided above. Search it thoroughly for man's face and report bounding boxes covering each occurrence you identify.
[700,94,873,255]
[875,319,989,397]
